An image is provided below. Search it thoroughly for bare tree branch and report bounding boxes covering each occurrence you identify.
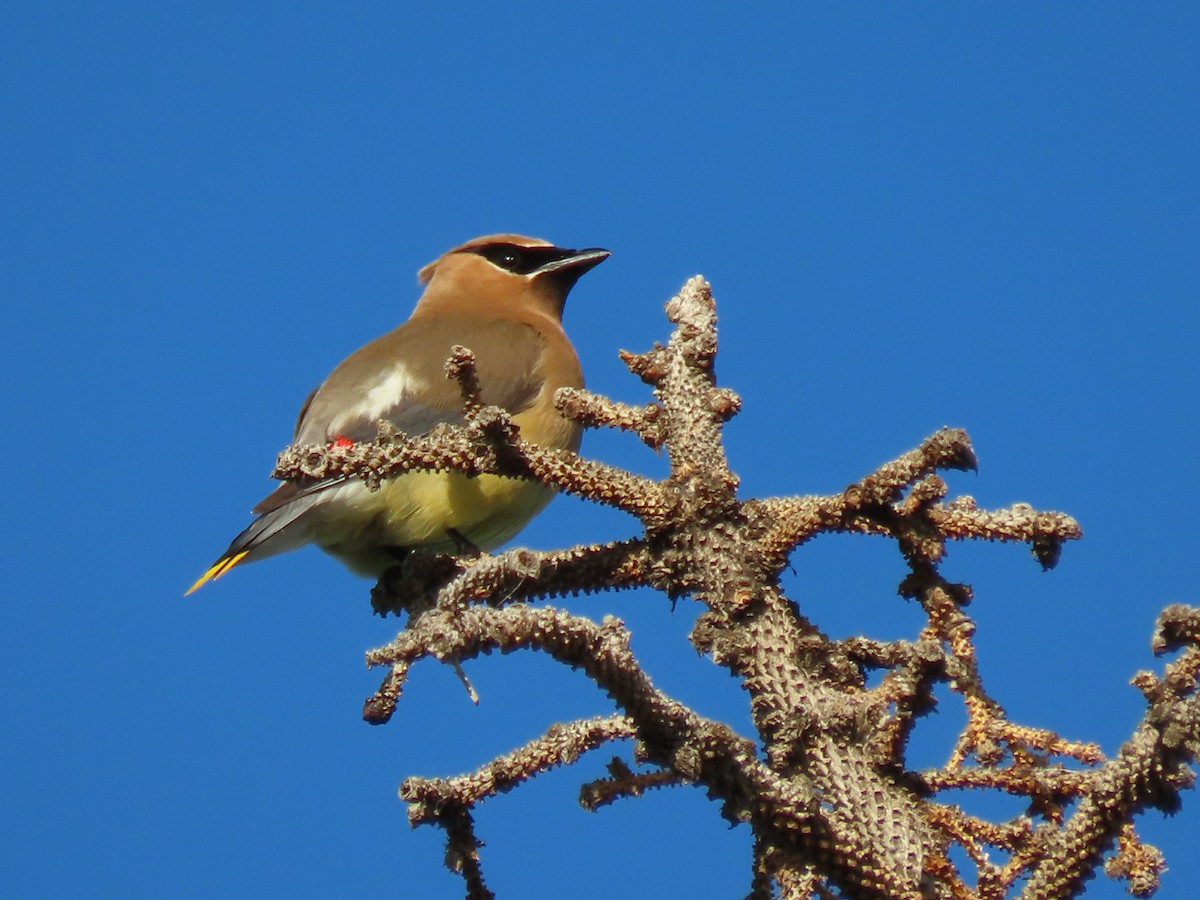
[287,275,1198,897]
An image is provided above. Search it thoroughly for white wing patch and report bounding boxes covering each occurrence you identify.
[328,363,430,437]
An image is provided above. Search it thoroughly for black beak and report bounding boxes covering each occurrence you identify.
[533,247,611,278]
[532,247,610,293]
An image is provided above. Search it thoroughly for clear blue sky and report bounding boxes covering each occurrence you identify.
[4,4,1198,897]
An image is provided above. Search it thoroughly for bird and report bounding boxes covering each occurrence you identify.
[187,233,609,594]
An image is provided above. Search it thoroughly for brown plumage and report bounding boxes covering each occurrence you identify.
[188,234,608,593]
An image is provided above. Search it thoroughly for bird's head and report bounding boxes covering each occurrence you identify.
[416,234,610,321]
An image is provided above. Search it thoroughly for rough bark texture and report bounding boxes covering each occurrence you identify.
[274,277,1200,899]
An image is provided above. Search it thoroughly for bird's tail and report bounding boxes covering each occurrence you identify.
[185,550,250,595]
[185,488,330,595]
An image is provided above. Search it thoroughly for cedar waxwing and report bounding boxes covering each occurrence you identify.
[187,234,608,594]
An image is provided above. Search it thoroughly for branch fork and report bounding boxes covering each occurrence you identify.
[281,276,1197,899]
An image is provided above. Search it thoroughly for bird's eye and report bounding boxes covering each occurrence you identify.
[468,243,550,275]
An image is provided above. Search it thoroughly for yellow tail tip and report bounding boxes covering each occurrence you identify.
[185,551,249,596]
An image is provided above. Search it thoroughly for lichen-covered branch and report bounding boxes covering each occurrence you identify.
[365,602,817,839]
[287,276,1199,898]
[403,715,637,824]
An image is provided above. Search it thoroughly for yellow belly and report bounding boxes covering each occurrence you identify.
[310,470,553,575]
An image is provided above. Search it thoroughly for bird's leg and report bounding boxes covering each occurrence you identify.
[446,528,482,558]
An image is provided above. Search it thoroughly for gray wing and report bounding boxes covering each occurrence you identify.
[252,316,547,517]
[295,315,546,445]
